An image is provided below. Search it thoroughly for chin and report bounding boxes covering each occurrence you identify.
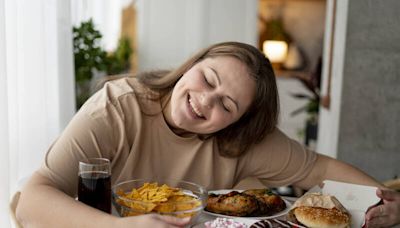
[193,127,219,135]
[178,124,213,135]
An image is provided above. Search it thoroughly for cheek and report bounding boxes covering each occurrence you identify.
[185,70,204,85]
[210,111,234,128]
[170,86,185,119]
[175,77,195,94]
[173,78,186,93]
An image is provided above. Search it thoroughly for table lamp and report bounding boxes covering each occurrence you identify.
[260,17,289,70]
[263,40,288,66]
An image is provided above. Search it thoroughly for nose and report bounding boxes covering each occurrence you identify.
[200,92,213,109]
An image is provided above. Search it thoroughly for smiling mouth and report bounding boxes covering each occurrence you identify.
[187,94,206,119]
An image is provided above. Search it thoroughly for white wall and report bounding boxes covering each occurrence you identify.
[136,0,258,70]
[277,77,313,144]
[317,0,348,158]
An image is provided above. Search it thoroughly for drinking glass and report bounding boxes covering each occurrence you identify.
[78,158,111,213]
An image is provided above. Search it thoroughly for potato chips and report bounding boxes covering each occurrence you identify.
[115,182,201,217]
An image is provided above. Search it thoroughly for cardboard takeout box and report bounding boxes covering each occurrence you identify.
[308,180,381,228]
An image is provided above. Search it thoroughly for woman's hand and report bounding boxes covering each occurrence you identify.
[365,188,400,227]
[117,214,191,228]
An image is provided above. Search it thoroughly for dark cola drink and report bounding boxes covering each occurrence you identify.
[78,171,111,213]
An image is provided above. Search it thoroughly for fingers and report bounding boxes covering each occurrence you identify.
[365,215,390,228]
[365,205,386,221]
[155,214,191,227]
[366,205,387,220]
[366,201,400,228]
[365,189,400,227]
[377,188,399,201]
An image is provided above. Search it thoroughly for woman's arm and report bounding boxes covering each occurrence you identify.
[17,172,190,228]
[293,153,383,189]
[17,172,117,228]
[16,82,191,228]
[294,154,400,228]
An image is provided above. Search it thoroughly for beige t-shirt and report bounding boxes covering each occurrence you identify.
[38,78,317,196]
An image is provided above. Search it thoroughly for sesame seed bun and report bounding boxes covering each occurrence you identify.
[294,206,350,228]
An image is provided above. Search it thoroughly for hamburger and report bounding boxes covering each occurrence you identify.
[288,193,350,228]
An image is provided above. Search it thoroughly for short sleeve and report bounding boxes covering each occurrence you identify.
[238,129,317,187]
[37,84,127,196]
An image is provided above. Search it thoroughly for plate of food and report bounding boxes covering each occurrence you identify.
[204,189,292,220]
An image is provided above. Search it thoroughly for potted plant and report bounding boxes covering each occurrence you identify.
[73,19,107,109]
[73,19,132,109]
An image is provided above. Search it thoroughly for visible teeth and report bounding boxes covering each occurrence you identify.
[189,98,204,117]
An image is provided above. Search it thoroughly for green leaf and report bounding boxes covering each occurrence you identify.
[72,19,133,109]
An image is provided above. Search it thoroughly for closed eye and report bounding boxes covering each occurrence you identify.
[203,75,213,87]
[221,99,231,112]
[204,72,231,112]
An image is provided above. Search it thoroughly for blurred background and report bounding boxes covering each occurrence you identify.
[1,0,399,227]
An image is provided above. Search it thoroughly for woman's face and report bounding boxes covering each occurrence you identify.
[167,56,256,134]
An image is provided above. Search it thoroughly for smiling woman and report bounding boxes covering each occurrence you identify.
[16,41,400,228]
[16,41,282,228]
[135,42,279,157]
[167,56,256,135]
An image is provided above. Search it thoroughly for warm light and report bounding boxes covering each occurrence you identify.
[263,40,288,63]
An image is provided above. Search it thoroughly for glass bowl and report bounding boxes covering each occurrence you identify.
[112,178,207,222]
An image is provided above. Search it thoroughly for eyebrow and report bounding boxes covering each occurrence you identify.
[209,67,239,112]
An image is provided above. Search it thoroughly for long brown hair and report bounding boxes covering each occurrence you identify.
[133,42,279,157]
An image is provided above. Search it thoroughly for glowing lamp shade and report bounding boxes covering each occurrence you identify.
[262,40,288,63]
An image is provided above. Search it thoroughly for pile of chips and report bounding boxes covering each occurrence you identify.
[116,182,201,215]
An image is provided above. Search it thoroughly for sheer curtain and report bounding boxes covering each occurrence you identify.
[0,0,134,226]
[0,0,10,226]
[0,0,75,227]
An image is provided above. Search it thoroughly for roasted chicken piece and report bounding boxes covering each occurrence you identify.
[242,189,286,215]
[206,191,258,216]
[206,189,286,217]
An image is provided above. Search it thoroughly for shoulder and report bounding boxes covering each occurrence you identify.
[245,127,317,166]
[244,128,305,159]
[239,129,317,186]
[82,77,161,117]
[254,128,291,148]
[90,77,137,104]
